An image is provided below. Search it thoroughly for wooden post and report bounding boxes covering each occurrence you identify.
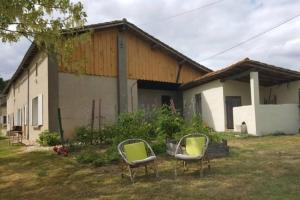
[98,99,102,131]
[58,108,64,145]
[91,100,95,144]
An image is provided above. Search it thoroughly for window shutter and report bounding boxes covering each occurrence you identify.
[38,94,43,126]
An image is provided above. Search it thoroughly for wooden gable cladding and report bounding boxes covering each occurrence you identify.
[125,31,204,83]
[179,64,205,83]
[59,28,118,77]
[126,31,177,82]
[59,27,205,83]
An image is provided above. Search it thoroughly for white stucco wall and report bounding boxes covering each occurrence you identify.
[223,80,252,105]
[58,73,138,138]
[223,80,268,105]
[234,104,300,135]
[263,80,300,104]
[0,105,7,135]
[256,104,300,135]
[6,52,49,141]
[183,80,226,132]
[233,105,257,135]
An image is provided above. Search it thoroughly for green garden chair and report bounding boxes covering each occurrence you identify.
[174,133,210,177]
[117,139,159,183]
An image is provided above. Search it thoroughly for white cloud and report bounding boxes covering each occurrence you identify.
[1,0,300,80]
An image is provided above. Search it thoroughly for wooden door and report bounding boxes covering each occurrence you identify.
[225,96,241,129]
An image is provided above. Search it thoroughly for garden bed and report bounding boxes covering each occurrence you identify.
[206,139,229,158]
[166,139,229,158]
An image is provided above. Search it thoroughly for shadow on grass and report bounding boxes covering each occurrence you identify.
[1,135,300,200]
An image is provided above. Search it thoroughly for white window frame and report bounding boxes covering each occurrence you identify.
[31,94,43,127]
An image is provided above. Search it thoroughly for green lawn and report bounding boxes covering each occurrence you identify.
[1,134,300,200]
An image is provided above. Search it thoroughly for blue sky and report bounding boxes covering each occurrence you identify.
[1,0,300,80]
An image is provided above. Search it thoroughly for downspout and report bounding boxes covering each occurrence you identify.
[130,80,138,112]
[27,69,30,140]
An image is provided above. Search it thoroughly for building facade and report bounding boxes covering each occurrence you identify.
[3,20,211,141]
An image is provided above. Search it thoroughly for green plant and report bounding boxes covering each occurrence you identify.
[75,149,100,164]
[37,130,60,146]
[75,126,93,145]
[103,146,120,163]
[151,142,166,155]
[155,106,184,140]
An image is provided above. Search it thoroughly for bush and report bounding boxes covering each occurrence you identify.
[151,142,166,155]
[75,146,119,166]
[175,115,223,143]
[73,107,229,165]
[155,106,184,140]
[37,130,61,146]
[75,126,94,145]
[76,149,99,164]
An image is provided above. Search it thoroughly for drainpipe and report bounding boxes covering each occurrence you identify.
[130,81,138,112]
[27,69,30,140]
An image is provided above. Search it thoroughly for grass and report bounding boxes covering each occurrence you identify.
[1,134,300,200]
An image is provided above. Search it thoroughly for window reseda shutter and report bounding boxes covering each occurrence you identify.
[38,94,43,126]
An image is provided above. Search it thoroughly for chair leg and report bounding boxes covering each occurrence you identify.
[200,160,203,177]
[120,163,125,178]
[183,161,187,171]
[128,166,134,183]
[207,157,211,170]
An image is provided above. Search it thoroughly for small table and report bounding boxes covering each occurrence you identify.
[8,130,23,145]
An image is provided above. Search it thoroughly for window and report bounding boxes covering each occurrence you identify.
[161,95,171,106]
[31,95,43,126]
[16,109,22,126]
[195,93,202,116]
[3,116,6,124]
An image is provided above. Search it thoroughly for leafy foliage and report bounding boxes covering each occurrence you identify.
[0,0,88,71]
[73,107,230,165]
[154,106,184,140]
[0,0,86,42]
[74,126,93,145]
[37,130,60,146]
[0,78,7,92]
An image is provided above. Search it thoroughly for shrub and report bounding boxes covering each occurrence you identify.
[75,146,119,166]
[151,142,166,155]
[104,146,120,163]
[75,126,93,145]
[37,130,60,146]
[155,106,184,140]
[175,115,223,143]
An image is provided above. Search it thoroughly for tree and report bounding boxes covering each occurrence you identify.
[0,78,7,92]
[0,0,87,56]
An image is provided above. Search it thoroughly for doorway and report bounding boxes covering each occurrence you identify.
[225,96,242,129]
